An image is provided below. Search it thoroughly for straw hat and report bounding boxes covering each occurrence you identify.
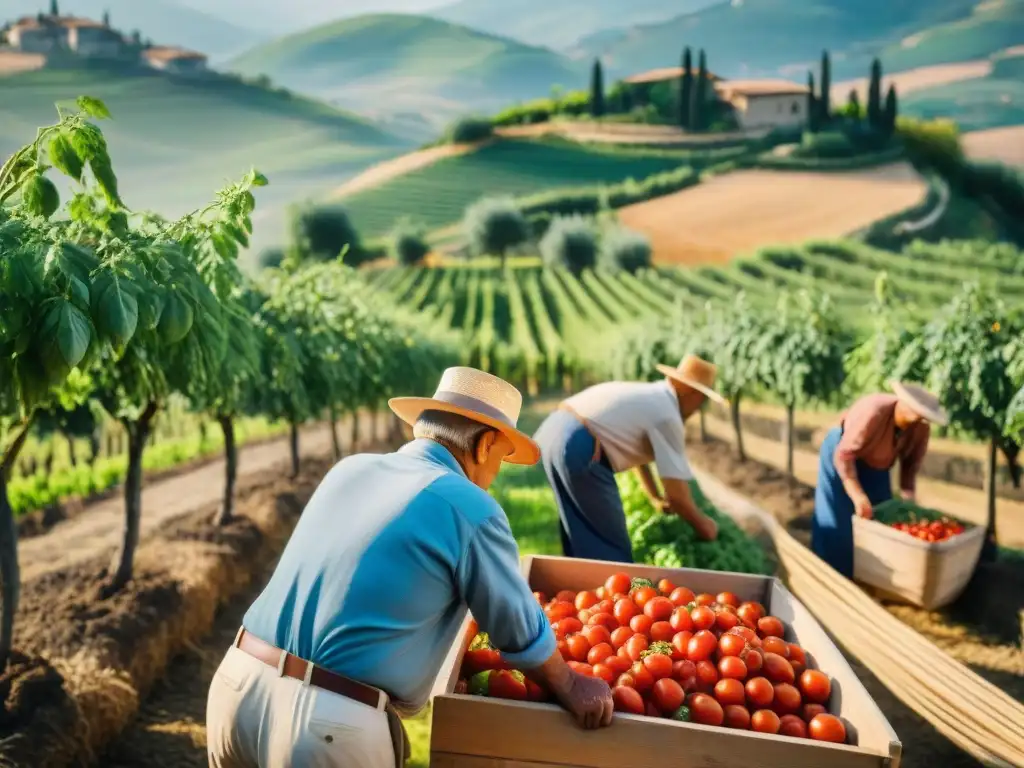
[389,367,540,465]
[889,381,949,427]
[655,354,726,405]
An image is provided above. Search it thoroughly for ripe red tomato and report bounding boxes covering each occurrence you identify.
[557,639,571,661]
[625,634,649,661]
[533,591,547,605]
[605,573,631,596]
[488,670,528,700]
[713,677,746,706]
[643,652,674,680]
[671,630,694,659]
[802,703,827,723]
[714,609,740,631]
[554,590,576,604]
[788,644,808,676]
[630,662,655,693]
[751,709,781,734]
[729,626,760,647]
[809,714,847,743]
[630,614,654,636]
[695,659,719,689]
[567,661,593,676]
[669,586,696,606]
[799,670,831,704]
[592,663,616,683]
[587,642,614,666]
[687,630,718,662]
[670,607,695,633]
[773,683,802,715]
[524,679,549,702]
[741,646,764,674]
[673,659,696,680]
[645,700,662,718]
[613,598,639,626]
[593,600,614,616]
[616,672,636,689]
[716,591,741,608]
[644,596,674,621]
[779,714,808,738]
[762,652,796,684]
[610,626,633,649]
[737,601,764,627]
[582,624,611,648]
[577,609,593,626]
[650,621,675,643]
[575,591,599,611]
[588,612,618,632]
[595,586,606,601]
[690,606,716,631]
[723,704,751,729]
[657,578,676,596]
[545,601,576,622]
[718,655,748,680]
[633,586,658,609]
[745,676,774,708]
[695,593,717,607]
[757,616,786,638]
[762,636,790,658]
[612,685,645,714]
[719,633,746,657]
[604,655,631,675]
[556,617,583,637]
[688,693,724,726]
[566,634,591,662]
[652,677,685,712]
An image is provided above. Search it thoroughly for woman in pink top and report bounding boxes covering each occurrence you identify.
[812,382,948,577]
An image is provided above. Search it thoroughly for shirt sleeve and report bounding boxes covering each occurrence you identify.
[898,424,929,493]
[835,397,888,468]
[456,514,555,669]
[648,419,693,481]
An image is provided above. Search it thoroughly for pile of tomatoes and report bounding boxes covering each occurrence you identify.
[889,517,965,543]
[459,571,849,745]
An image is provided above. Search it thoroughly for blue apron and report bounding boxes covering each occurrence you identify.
[533,408,633,563]
[812,426,893,578]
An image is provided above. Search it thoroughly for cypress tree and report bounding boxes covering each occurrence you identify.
[679,47,693,129]
[807,72,818,133]
[867,58,883,130]
[590,59,605,118]
[691,49,708,132]
[49,0,59,15]
[884,84,898,136]
[848,88,861,120]
[819,50,831,124]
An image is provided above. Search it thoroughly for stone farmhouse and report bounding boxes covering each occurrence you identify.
[0,2,207,76]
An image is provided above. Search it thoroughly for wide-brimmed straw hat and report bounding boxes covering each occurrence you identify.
[889,381,949,427]
[655,354,727,405]
[389,367,540,465]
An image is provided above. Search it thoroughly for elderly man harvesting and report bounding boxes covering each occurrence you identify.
[206,367,613,768]
[534,354,724,564]
[813,382,949,578]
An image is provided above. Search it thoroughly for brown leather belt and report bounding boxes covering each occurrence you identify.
[558,402,603,464]
[234,628,384,710]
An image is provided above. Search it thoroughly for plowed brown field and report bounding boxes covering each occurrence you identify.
[963,126,1024,167]
[617,163,927,265]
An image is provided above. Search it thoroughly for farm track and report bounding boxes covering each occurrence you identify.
[329,141,490,200]
[619,164,928,265]
[17,413,379,584]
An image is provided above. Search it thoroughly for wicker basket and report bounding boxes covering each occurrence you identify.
[852,515,985,610]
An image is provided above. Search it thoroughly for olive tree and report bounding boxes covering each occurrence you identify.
[600,226,652,273]
[390,221,429,267]
[463,197,529,268]
[540,215,599,275]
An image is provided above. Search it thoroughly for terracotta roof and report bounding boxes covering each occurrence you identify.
[11,14,104,30]
[623,66,723,85]
[716,79,809,97]
[143,45,207,62]
[61,16,107,29]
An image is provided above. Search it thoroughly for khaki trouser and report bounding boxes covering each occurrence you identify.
[207,646,405,768]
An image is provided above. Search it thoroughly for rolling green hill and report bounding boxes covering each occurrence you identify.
[577,0,1017,82]
[0,65,408,256]
[227,13,586,129]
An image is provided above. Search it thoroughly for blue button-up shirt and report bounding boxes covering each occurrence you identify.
[242,439,555,711]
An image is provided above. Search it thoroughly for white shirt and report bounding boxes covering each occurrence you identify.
[563,381,693,480]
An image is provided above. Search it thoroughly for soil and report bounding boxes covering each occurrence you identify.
[687,434,1024,766]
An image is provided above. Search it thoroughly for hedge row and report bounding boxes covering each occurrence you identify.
[754,144,906,172]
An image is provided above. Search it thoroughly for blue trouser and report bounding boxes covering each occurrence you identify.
[533,409,633,563]
[812,426,893,578]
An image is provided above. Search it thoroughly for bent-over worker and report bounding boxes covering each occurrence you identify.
[813,381,949,578]
[533,354,724,564]
[206,367,613,768]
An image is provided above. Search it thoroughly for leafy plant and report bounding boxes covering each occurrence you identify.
[463,197,529,269]
[600,226,652,273]
[539,215,598,275]
[390,220,429,267]
[447,117,493,145]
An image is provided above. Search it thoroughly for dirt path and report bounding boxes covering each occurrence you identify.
[619,164,927,265]
[328,141,490,200]
[698,413,1024,548]
[18,413,381,584]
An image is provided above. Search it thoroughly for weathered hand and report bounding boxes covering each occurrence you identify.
[692,512,719,541]
[558,672,614,730]
[854,495,874,519]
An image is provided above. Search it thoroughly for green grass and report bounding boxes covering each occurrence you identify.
[340,139,693,236]
[0,65,407,256]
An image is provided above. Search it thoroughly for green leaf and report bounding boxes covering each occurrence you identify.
[21,173,61,218]
[42,299,93,368]
[48,133,85,181]
[91,271,139,346]
[158,291,195,344]
[68,275,90,308]
[76,96,112,120]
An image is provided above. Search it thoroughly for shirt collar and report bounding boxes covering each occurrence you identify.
[397,438,467,479]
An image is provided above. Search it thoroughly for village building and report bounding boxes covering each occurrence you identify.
[142,46,208,76]
[715,79,809,130]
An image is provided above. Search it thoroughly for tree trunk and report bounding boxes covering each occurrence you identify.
[66,433,77,467]
[88,432,100,467]
[199,420,209,451]
[377,409,387,444]
[215,415,237,526]
[390,413,405,445]
[0,417,33,669]
[43,443,54,475]
[351,411,360,453]
[104,431,115,458]
[329,406,342,461]
[103,402,158,597]
[730,395,746,462]
[698,407,707,443]
[981,435,999,562]
[289,421,300,479]
[783,404,795,476]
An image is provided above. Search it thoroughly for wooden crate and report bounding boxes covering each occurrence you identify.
[852,516,985,610]
[430,555,902,768]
